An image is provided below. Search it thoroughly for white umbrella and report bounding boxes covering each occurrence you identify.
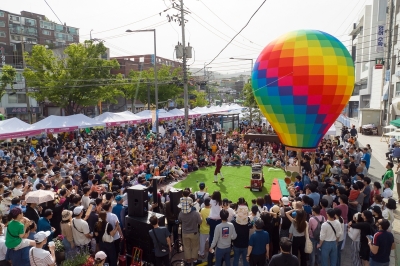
[385,131,400,137]
[384,125,398,130]
[25,190,55,204]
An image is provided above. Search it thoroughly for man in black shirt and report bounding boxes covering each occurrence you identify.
[349,156,357,177]
[350,125,358,138]
[232,215,252,266]
[269,237,298,266]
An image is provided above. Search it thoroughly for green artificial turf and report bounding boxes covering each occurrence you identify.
[173,166,286,203]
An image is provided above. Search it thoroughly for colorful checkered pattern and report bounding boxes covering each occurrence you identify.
[251,30,355,148]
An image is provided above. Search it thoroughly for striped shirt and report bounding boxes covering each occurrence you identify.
[29,247,54,266]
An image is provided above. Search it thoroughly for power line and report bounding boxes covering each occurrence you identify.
[194,0,268,75]
[43,0,63,25]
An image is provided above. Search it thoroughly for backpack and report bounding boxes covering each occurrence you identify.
[195,192,207,205]
[312,216,325,241]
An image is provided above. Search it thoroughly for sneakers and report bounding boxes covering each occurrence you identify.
[220,178,224,181]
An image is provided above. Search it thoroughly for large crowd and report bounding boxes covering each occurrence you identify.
[0,118,395,266]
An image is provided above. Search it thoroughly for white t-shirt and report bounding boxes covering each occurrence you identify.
[12,188,23,198]
[106,212,120,240]
[71,218,91,246]
[29,247,54,266]
[81,195,90,210]
[208,199,222,220]
[0,235,6,260]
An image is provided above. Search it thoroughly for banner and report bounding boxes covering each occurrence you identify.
[376,25,385,52]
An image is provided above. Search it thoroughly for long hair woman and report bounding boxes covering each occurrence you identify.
[94,211,120,266]
[286,209,308,266]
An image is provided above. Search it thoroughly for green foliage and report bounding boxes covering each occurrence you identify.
[191,90,208,108]
[125,65,183,106]
[242,83,259,125]
[23,41,122,115]
[0,65,17,97]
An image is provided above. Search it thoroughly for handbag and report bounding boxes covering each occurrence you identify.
[102,223,114,243]
[304,222,313,254]
[152,228,169,253]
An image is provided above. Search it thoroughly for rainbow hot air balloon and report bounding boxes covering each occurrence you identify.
[252,30,355,148]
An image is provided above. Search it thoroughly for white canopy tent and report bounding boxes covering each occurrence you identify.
[94,111,150,126]
[0,118,43,139]
[324,124,337,137]
[28,114,105,133]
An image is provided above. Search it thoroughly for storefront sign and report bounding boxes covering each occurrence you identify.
[6,107,40,114]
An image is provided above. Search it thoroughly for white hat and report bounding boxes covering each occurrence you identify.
[73,206,84,215]
[95,251,107,260]
[281,197,290,206]
[34,231,51,243]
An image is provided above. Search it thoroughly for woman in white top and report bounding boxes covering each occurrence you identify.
[348,213,363,266]
[207,190,222,256]
[382,198,396,232]
[286,209,308,266]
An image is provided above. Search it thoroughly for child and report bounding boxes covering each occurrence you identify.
[348,183,360,201]
[179,189,194,214]
[293,175,303,191]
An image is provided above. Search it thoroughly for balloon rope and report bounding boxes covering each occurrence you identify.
[252,72,294,94]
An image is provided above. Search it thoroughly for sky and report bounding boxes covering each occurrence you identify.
[3,0,372,74]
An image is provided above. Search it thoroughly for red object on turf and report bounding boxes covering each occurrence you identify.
[270,178,282,203]
[130,247,143,266]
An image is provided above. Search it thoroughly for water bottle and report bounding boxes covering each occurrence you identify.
[90,237,96,253]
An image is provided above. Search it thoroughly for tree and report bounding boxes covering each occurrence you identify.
[23,41,122,115]
[0,65,17,97]
[243,83,258,125]
[125,65,183,109]
[190,90,208,108]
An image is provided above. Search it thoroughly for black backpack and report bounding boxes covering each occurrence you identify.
[196,192,207,205]
[312,216,325,241]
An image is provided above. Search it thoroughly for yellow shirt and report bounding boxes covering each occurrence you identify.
[211,145,217,153]
[200,207,211,234]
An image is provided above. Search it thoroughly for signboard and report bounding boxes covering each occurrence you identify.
[6,107,40,114]
[375,58,384,69]
[376,25,385,52]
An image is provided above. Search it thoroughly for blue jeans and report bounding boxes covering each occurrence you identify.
[321,241,337,266]
[336,240,343,266]
[215,247,231,266]
[369,259,390,266]
[309,238,321,266]
[233,246,248,266]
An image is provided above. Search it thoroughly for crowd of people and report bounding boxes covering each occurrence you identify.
[0,118,394,266]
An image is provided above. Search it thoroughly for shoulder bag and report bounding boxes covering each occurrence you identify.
[304,222,313,254]
[102,223,114,243]
[152,228,169,254]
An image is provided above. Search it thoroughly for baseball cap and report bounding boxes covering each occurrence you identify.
[115,195,123,202]
[281,197,290,206]
[95,251,107,261]
[73,206,84,215]
[34,231,51,243]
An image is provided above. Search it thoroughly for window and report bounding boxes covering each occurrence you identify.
[9,15,20,22]
[26,37,37,43]
[15,73,22,82]
[8,94,27,104]
[68,27,78,35]
[396,82,400,97]
[42,30,51,35]
[0,31,5,37]
[11,35,21,41]
[0,12,4,18]
[40,21,54,30]
[55,24,64,32]
[24,18,36,26]
[0,21,4,27]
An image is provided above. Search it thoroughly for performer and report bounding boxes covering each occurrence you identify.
[213,150,224,183]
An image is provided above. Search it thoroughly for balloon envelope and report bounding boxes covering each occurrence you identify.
[252,30,355,148]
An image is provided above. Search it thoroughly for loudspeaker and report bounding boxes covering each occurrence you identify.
[125,212,166,264]
[127,185,148,217]
[169,188,182,214]
[195,129,203,148]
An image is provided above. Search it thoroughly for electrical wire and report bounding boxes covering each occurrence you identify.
[193,0,268,75]
[43,0,63,25]
[198,0,264,48]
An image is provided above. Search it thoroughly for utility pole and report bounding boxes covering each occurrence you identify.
[21,42,32,124]
[178,0,189,132]
[386,0,394,124]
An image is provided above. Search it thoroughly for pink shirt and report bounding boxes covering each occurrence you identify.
[308,215,325,238]
[335,204,348,224]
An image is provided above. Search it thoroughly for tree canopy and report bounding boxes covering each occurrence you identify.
[0,65,17,97]
[23,41,122,115]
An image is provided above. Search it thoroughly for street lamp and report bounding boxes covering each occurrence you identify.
[230,57,253,77]
[126,29,159,134]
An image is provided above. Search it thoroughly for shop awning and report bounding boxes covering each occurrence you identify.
[390,118,400,127]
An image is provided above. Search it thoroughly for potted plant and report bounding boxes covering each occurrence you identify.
[53,235,65,264]
[62,249,93,266]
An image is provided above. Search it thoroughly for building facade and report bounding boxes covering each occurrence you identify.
[347,0,387,128]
